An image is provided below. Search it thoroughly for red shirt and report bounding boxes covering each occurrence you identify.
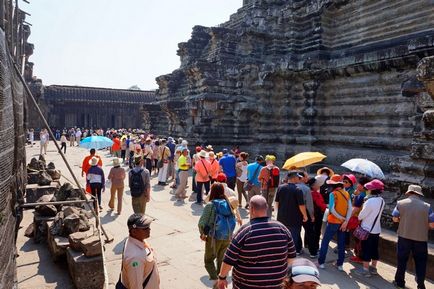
[311,190,327,213]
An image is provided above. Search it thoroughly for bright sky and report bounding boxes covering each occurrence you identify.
[26,0,242,90]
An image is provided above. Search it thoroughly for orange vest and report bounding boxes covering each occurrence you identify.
[327,189,350,224]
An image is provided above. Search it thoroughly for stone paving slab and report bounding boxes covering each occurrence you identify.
[17,143,434,288]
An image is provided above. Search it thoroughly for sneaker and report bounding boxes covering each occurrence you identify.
[334,263,344,272]
[392,281,404,289]
[369,266,378,275]
[355,268,372,277]
[350,256,363,264]
[319,264,325,269]
[309,254,318,259]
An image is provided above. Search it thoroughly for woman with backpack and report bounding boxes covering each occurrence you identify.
[258,155,280,217]
[355,180,385,277]
[198,183,236,288]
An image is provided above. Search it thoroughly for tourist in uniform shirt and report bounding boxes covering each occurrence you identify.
[218,149,237,190]
[217,195,296,289]
[275,171,308,255]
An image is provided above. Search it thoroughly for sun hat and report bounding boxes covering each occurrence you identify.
[364,179,384,191]
[127,214,152,230]
[181,140,188,146]
[206,145,214,151]
[89,157,99,166]
[289,258,321,285]
[112,158,120,167]
[343,174,357,186]
[265,155,276,162]
[314,174,328,187]
[208,151,215,159]
[326,174,344,185]
[317,167,335,177]
[199,150,207,158]
[167,137,174,142]
[405,184,424,196]
[216,173,227,183]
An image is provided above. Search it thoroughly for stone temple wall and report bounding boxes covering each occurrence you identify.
[0,29,26,289]
[145,0,434,228]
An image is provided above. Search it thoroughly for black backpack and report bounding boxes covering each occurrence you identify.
[130,169,144,197]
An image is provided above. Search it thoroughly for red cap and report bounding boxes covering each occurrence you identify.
[216,173,227,183]
[364,179,384,191]
[195,146,202,153]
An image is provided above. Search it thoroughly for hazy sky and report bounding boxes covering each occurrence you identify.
[26,0,243,90]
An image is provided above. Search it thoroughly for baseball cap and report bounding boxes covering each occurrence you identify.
[127,214,152,230]
[289,258,321,285]
[216,173,227,183]
[364,179,384,191]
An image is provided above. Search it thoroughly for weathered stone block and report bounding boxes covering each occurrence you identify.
[47,221,69,262]
[79,236,102,257]
[33,212,55,244]
[68,230,95,251]
[66,248,104,289]
[25,183,59,203]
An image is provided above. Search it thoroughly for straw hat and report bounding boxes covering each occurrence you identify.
[199,150,207,158]
[113,158,120,167]
[89,157,99,166]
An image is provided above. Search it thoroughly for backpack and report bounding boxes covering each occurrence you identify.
[211,199,236,240]
[130,169,144,197]
[267,167,280,188]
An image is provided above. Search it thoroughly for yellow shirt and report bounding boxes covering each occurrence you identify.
[178,155,189,170]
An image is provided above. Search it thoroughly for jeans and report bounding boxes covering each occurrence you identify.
[196,181,210,203]
[288,226,302,253]
[318,223,346,266]
[394,237,427,289]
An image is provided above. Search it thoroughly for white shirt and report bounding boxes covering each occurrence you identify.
[237,162,248,182]
[358,196,384,234]
[75,130,82,138]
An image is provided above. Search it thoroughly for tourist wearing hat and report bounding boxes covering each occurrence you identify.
[296,171,316,257]
[392,184,434,289]
[86,157,106,211]
[107,158,126,214]
[174,147,190,200]
[281,258,321,289]
[191,146,203,193]
[208,152,220,184]
[276,171,308,255]
[258,155,280,217]
[245,155,265,207]
[128,137,136,169]
[318,174,352,271]
[316,166,334,204]
[219,149,237,190]
[355,179,385,277]
[118,214,160,289]
[143,138,154,174]
[194,150,212,204]
[166,137,176,183]
[151,139,160,174]
[157,139,171,186]
[81,148,103,193]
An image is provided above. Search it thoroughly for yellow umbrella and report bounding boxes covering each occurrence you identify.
[282,152,326,170]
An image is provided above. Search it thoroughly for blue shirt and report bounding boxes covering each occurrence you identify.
[353,191,366,208]
[219,154,237,178]
[246,162,262,186]
[167,142,176,161]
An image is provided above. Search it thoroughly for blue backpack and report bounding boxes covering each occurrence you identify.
[211,199,236,240]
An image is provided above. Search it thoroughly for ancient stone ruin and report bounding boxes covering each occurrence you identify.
[145,0,434,217]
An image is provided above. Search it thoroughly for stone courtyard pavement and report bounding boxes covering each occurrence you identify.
[17,142,433,289]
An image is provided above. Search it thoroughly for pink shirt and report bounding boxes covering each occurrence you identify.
[208,159,220,180]
[194,158,211,182]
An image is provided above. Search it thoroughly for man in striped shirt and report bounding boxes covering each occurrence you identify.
[217,195,296,289]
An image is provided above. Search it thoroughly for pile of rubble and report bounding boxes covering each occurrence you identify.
[24,157,105,289]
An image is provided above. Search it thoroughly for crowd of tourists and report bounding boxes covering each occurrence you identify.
[30,128,434,289]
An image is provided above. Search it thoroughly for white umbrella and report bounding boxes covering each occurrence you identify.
[341,158,385,179]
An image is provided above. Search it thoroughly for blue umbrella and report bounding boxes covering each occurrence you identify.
[341,158,385,179]
[79,136,113,150]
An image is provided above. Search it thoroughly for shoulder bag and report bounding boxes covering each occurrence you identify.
[353,199,384,241]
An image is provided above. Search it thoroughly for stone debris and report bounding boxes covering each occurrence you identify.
[78,236,102,257]
[68,230,95,251]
